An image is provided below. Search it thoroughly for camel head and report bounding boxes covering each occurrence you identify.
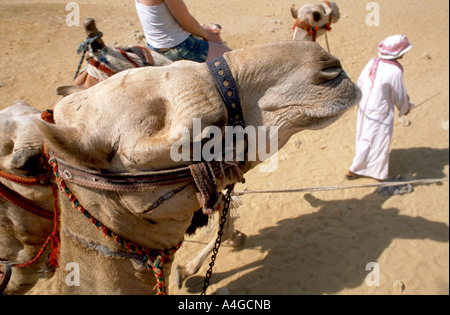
[291,1,340,41]
[30,40,360,294]
[0,101,47,178]
[225,41,360,154]
[291,1,340,25]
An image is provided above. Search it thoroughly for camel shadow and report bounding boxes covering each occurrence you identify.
[184,190,449,294]
[183,147,449,294]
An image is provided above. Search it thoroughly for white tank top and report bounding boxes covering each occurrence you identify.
[135,1,190,49]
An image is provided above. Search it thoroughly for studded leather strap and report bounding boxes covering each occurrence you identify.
[207,56,245,128]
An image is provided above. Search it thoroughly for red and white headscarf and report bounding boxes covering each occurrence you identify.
[378,34,412,60]
[369,35,412,87]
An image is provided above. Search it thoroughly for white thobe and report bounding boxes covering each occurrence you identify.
[349,58,411,180]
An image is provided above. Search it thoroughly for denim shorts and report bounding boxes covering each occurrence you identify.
[148,35,209,63]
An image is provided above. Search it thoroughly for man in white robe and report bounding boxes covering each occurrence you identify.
[347,35,413,181]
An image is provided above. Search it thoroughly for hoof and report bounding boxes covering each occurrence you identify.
[226,230,246,247]
[173,265,187,289]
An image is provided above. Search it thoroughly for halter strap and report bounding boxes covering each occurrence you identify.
[54,157,236,193]
[207,56,245,128]
[0,167,54,220]
[0,183,54,220]
[0,169,50,186]
[293,20,320,41]
[323,0,332,9]
[293,19,333,42]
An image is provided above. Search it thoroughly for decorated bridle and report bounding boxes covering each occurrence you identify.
[0,169,54,220]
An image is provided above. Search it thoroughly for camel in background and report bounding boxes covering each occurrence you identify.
[291,1,340,42]
[0,101,55,295]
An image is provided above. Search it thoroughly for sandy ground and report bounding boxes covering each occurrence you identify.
[0,0,448,295]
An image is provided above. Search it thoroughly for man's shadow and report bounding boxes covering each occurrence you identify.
[389,147,449,180]
[183,147,449,294]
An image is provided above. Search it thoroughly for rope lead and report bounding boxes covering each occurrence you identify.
[73,31,103,80]
[233,178,449,196]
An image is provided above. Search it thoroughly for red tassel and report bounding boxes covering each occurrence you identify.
[47,233,60,268]
[41,110,55,124]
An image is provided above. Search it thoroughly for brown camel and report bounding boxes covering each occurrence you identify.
[32,40,360,295]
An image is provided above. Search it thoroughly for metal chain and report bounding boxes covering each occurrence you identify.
[201,186,233,295]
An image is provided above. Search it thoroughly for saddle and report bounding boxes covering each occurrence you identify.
[73,18,155,89]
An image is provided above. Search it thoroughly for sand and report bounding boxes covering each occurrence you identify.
[0,0,448,295]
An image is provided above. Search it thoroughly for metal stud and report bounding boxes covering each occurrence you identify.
[63,170,72,180]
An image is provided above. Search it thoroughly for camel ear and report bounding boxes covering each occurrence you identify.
[11,100,40,115]
[56,85,86,97]
[323,1,340,21]
[13,100,32,107]
[291,6,299,19]
[34,118,110,170]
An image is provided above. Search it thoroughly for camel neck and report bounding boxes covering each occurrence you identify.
[55,225,162,294]
[292,26,314,41]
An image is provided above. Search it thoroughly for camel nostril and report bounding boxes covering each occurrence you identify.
[11,149,44,175]
[320,66,342,81]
